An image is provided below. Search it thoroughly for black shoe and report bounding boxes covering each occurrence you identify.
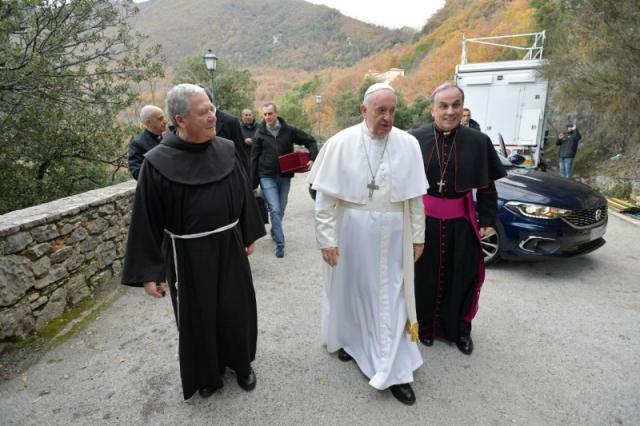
[198,386,216,398]
[456,336,474,355]
[389,383,416,406]
[419,335,434,347]
[276,247,284,258]
[337,348,352,362]
[237,368,256,391]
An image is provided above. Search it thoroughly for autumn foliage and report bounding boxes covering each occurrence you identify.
[249,0,537,138]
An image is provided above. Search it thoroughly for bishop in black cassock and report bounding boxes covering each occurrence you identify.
[410,83,506,355]
[122,84,266,400]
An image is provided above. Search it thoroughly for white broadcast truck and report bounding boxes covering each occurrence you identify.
[455,32,548,168]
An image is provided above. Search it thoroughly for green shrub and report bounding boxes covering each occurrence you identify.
[607,182,632,199]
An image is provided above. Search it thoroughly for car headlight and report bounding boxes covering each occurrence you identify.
[505,201,570,219]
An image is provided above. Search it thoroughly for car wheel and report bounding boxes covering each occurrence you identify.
[481,228,501,265]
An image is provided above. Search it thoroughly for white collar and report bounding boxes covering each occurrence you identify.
[362,121,389,141]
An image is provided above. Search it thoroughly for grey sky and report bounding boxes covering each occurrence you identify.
[133,0,447,30]
[305,0,446,30]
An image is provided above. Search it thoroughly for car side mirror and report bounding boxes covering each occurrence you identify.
[509,154,526,166]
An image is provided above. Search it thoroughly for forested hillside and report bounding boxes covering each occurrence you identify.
[129,0,412,69]
[532,0,639,188]
[281,0,538,135]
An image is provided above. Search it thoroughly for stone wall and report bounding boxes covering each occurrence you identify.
[0,181,136,345]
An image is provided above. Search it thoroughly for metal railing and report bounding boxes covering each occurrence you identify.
[461,31,546,64]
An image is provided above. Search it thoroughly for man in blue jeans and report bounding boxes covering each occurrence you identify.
[251,102,318,257]
[556,123,581,178]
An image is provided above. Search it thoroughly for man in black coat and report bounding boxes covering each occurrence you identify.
[250,102,318,258]
[196,84,250,176]
[461,108,481,131]
[240,108,258,159]
[216,108,250,176]
[127,105,167,180]
[410,83,506,356]
[556,123,581,178]
[241,108,269,224]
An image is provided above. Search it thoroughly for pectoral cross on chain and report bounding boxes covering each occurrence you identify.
[437,179,446,193]
[367,178,379,199]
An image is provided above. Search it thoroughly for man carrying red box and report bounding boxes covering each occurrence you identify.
[250,102,318,258]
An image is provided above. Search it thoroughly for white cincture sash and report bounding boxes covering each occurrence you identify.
[164,219,239,289]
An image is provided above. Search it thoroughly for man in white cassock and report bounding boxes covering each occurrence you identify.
[308,83,428,405]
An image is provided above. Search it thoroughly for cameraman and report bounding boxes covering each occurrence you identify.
[556,123,581,178]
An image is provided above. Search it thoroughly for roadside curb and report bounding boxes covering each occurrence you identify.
[608,197,637,211]
[607,197,640,227]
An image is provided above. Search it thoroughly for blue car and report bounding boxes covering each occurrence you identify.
[482,155,608,264]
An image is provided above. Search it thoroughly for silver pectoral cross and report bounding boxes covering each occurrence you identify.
[367,178,379,199]
[437,179,446,193]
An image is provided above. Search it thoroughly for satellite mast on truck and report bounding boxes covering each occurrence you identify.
[455,32,548,168]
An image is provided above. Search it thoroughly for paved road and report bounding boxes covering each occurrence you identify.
[1,176,639,425]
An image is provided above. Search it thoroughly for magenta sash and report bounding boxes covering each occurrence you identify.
[422,193,486,322]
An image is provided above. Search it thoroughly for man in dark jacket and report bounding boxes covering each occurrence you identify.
[251,102,318,257]
[196,84,250,176]
[461,108,481,131]
[240,108,258,159]
[216,108,250,176]
[556,123,581,178]
[127,105,167,180]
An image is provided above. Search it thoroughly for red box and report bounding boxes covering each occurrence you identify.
[278,151,310,173]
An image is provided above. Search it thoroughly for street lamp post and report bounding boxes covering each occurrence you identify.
[203,49,218,105]
[315,95,322,140]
